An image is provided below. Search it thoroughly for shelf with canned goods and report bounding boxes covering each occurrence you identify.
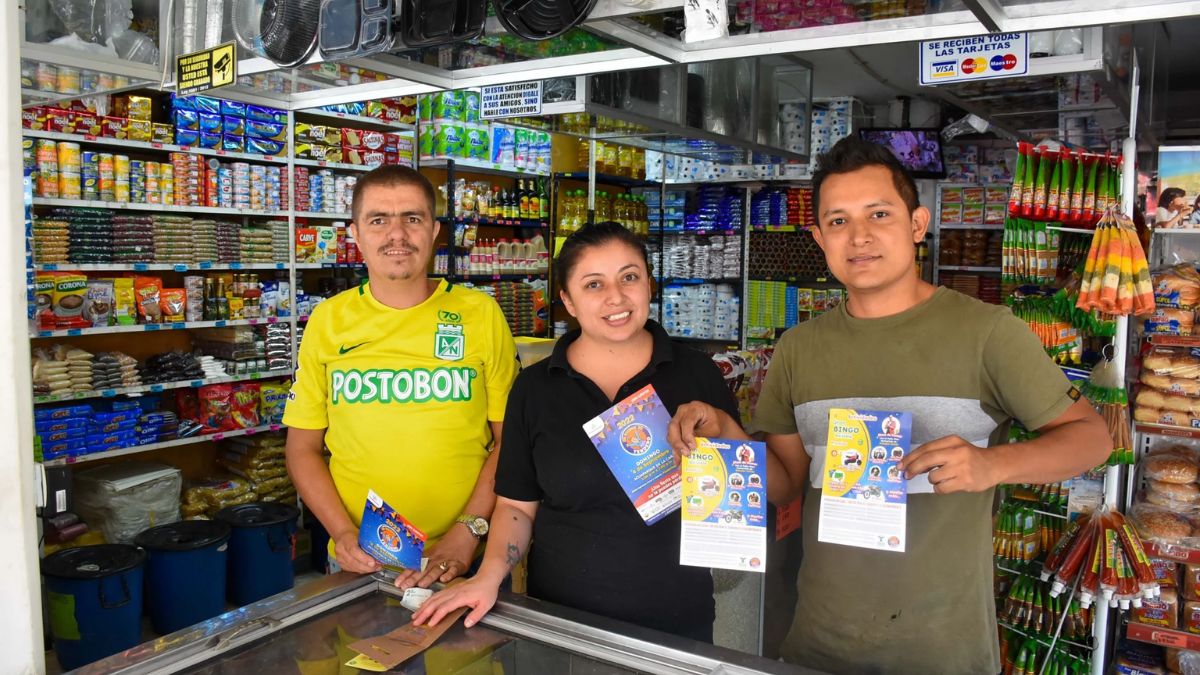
[24,129,290,166]
[33,368,295,405]
[294,108,416,133]
[34,262,289,273]
[422,157,550,179]
[295,211,352,220]
[41,423,283,468]
[31,197,290,218]
[32,317,290,339]
[291,157,378,173]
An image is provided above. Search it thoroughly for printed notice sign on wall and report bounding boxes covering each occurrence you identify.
[920,33,1028,86]
[481,82,543,119]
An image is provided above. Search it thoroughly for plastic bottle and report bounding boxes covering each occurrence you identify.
[520,240,535,274]
[604,143,619,177]
[617,145,633,178]
[577,138,591,169]
[496,239,510,274]
[531,234,548,272]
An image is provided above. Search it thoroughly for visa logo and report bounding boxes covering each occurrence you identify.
[932,60,956,77]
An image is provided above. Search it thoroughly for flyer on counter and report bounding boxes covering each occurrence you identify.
[359,489,426,571]
[818,409,912,552]
[582,384,680,525]
[680,437,767,572]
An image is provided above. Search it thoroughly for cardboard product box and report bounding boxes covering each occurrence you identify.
[126,119,153,142]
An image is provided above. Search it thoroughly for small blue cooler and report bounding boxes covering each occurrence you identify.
[216,502,299,606]
[42,544,146,670]
[134,520,232,634]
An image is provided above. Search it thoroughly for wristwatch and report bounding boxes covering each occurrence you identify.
[456,514,489,539]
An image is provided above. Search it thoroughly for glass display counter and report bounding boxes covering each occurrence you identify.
[74,573,819,675]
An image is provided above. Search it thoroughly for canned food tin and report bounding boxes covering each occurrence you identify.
[97,72,114,90]
[114,155,130,180]
[35,63,57,92]
[98,153,114,179]
[114,180,130,203]
[56,142,80,171]
[145,162,160,180]
[130,187,146,203]
[58,172,81,199]
[99,176,114,201]
[36,171,59,198]
[56,67,80,94]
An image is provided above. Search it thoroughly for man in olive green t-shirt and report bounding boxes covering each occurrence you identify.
[670,137,1112,673]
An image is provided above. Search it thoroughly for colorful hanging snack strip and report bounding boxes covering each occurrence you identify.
[1075,207,1154,316]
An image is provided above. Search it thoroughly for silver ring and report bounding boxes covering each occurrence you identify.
[439,561,450,571]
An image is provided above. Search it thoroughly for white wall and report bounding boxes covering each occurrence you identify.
[0,1,46,672]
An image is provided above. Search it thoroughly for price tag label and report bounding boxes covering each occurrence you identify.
[150,385,164,393]
[145,324,160,331]
[67,329,81,336]
[200,262,213,269]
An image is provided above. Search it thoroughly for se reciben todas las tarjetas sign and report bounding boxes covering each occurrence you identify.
[919,33,1028,86]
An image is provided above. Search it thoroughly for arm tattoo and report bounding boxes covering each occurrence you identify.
[504,543,522,570]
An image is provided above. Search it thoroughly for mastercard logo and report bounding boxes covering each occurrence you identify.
[960,57,987,75]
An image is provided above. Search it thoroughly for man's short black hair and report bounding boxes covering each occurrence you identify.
[812,136,921,223]
[351,165,437,224]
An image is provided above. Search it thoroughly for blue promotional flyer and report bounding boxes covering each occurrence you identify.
[359,489,426,571]
[819,409,912,552]
[582,384,680,525]
[680,437,767,572]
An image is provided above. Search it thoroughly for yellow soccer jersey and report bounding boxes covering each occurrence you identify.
[283,279,519,553]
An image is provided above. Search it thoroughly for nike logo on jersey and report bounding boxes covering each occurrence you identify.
[339,342,368,355]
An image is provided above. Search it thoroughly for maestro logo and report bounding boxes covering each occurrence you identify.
[990,53,1018,71]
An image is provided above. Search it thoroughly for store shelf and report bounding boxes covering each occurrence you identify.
[32,317,287,339]
[1047,225,1098,235]
[298,315,311,323]
[1145,335,1200,348]
[34,262,288,272]
[1134,423,1200,440]
[937,266,1002,273]
[436,273,548,282]
[31,197,289,218]
[1151,228,1200,235]
[423,157,549,178]
[749,225,801,233]
[1143,541,1200,565]
[34,369,294,405]
[42,423,283,467]
[749,275,840,285]
[662,277,742,285]
[938,222,1005,230]
[654,228,743,237]
[295,109,415,132]
[295,262,364,270]
[291,157,376,173]
[437,216,549,229]
[1126,622,1200,651]
[555,172,657,188]
[24,130,289,165]
[668,335,741,345]
[295,211,352,220]
[999,621,1093,652]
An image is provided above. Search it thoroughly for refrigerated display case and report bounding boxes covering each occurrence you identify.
[74,572,816,675]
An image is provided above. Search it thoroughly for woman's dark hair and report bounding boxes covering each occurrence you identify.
[1159,187,1187,209]
[555,221,652,287]
[812,136,920,222]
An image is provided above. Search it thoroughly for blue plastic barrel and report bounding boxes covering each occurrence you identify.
[134,520,232,634]
[216,502,299,606]
[42,544,146,670]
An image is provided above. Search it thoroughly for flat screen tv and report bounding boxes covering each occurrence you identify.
[858,128,947,179]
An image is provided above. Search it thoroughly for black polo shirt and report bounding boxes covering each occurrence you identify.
[495,320,739,643]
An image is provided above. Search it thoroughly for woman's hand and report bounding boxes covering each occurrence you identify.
[394,525,476,590]
[411,575,500,629]
[668,401,727,461]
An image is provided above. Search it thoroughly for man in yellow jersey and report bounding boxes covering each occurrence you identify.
[284,165,519,588]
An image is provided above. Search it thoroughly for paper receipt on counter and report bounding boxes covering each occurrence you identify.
[818,409,911,552]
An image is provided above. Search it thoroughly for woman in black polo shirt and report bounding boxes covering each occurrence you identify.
[413,222,738,643]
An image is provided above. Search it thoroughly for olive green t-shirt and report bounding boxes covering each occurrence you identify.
[754,287,1076,675]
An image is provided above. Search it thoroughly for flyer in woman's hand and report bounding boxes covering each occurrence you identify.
[819,409,912,553]
[582,384,680,525]
[359,489,426,570]
[679,438,768,572]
